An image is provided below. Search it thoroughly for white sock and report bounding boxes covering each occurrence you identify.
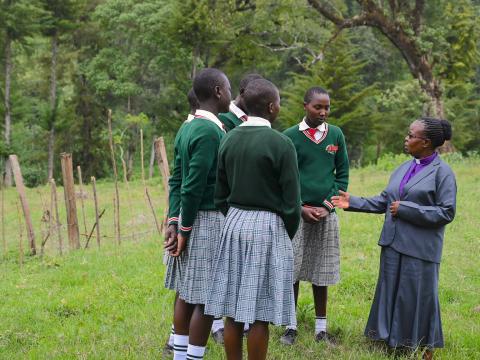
[168,324,175,347]
[243,323,249,332]
[186,344,206,360]
[173,334,188,360]
[211,318,224,333]
[286,325,297,331]
[315,316,327,334]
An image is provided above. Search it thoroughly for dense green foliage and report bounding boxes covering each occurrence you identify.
[0,157,478,359]
[1,0,479,185]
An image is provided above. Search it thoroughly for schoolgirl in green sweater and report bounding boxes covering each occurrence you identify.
[281,87,349,345]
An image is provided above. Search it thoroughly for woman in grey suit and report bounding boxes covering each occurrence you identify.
[332,117,456,359]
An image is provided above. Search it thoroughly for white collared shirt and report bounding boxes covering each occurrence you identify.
[239,116,271,128]
[186,114,194,123]
[229,101,247,120]
[298,118,326,140]
[194,109,225,132]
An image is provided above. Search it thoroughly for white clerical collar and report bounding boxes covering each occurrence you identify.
[186,114,195,122]
[194,110,225,131]
[229,101,246,120]
[239,116,271,128]
[298,118,326,132]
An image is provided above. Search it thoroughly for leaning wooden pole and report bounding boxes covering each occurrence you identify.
[154,137,170,232]
[60,153,80,250]
[50,179,63,255]
[9,155,36,255]
[77,166,88,237]
[15,200,24,266]
[91,176,101,248]
[107,109,121,245]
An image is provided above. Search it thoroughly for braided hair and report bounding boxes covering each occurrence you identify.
[304,87,329,103]
[419,117,452,148]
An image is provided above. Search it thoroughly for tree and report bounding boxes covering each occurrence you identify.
[307,0,479,120]
[0,0,44,185]
[41,0,78,181]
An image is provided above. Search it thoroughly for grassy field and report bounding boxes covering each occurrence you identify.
[0,158,479,359]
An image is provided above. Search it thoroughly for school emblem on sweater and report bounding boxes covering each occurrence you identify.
[325,144,338,154]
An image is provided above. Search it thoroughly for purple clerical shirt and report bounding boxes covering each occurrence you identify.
[399,152,438,197]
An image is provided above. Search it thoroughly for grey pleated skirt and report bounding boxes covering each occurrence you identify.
[293,213,340,286]
[164,210,224,305]
[365,246,443,349]
[205,207,296,327]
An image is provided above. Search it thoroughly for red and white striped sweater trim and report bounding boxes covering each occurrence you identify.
[180,225,192,232]
[167,217,179,224]
[302,123,329,144]
[323,200,334,210]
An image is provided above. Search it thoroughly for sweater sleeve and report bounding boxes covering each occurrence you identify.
[279,140,302,239]
[214,140,230,216]
[179,128,220,236]
[167,146,182,225]
[167,126,185,225]
[322,131,349,212]
[396,171,456,228]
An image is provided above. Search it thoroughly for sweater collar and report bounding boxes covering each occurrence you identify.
[239,116,271,128]
[194,110,225,131]
[229,101,247,120]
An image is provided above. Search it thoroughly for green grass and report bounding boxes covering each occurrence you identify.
[0,159,479,359]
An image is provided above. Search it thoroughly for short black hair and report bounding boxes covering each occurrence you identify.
[239,73,263,94]
[243,79,279,117]
[187,88,199,112]
[419,117,452,148]
[193,68,227,102]
[304,86,329,103]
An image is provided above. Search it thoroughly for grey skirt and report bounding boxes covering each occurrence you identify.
[365,246,443,349]
[293,213,340,286]
[205,207,296,327]
[164,210,224,305]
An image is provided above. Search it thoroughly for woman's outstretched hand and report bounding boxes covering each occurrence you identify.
[332,190,350,209]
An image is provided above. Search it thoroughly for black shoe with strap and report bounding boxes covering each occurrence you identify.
[315,331,336,345]
[280,328,297,346]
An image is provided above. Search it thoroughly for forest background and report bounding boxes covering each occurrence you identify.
[1,0,479,187]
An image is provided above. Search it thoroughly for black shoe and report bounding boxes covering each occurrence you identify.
[163,342,174,355]
[280,328,297,346]
[211,328,224,344]
[315,331,336,345]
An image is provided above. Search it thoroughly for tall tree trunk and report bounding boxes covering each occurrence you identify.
[4,36,13,186]
[191,44,200,79]
[47,33,58,181]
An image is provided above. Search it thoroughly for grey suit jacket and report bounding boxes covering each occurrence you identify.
[348,156,456,263]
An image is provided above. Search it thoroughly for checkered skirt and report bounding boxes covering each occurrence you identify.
[293,213,340,286]
[205,207,296,327]
[164,210,224,304]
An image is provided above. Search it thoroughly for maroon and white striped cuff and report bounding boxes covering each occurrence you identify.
[167,217,179,225]
[323,200,334,211]
[179,225,192,233]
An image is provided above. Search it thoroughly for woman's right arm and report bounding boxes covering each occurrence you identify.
[332,190,389,214]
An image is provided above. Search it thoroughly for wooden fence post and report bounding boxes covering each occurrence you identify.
[60,153,80,250]
[9,154,36,255]
[107,109,121,245]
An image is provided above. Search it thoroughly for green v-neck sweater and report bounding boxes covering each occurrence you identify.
[178,118,225,235]
[283,123,349,211]
[215,126,301,239]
